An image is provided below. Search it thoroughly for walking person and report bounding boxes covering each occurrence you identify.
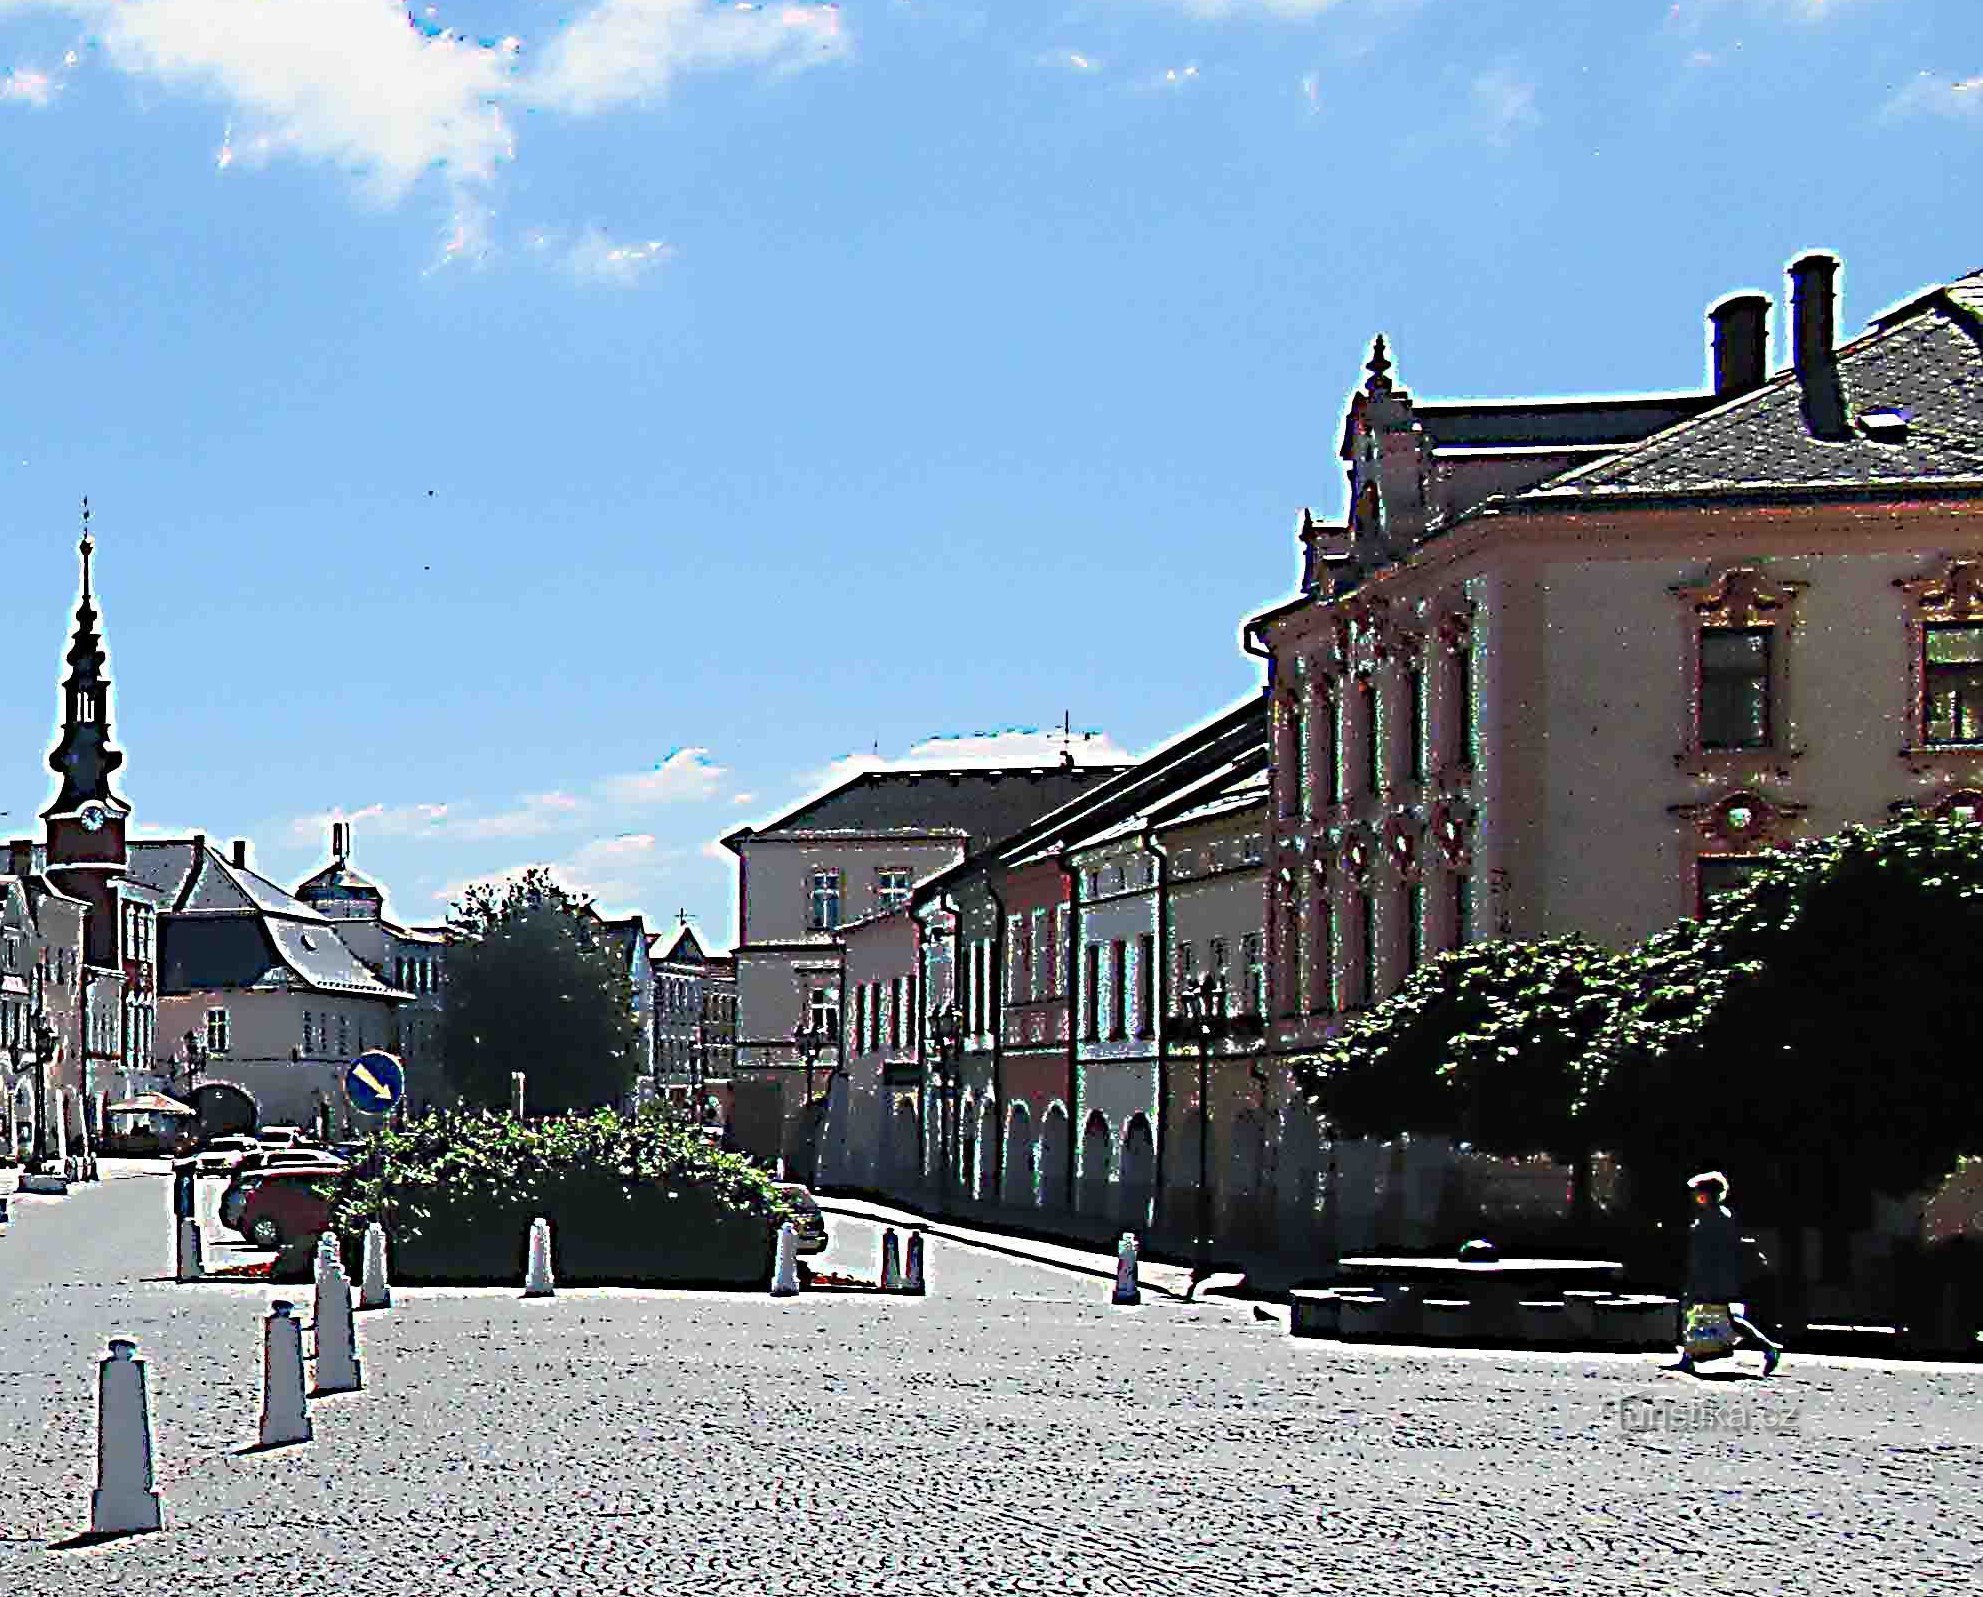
[1673,1170,1783,1375]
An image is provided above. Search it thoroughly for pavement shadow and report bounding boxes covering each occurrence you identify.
[231,1438,311,1456]
[49,1528,160,1551]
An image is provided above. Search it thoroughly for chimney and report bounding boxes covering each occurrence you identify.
[332,821,350,862]
[7,841,31,879]
[1788,251,1849,439]
[1708,293,1770,399]
[230,839,249,870]
[192,833,205,860]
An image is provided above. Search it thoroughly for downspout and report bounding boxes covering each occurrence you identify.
[985,872,1009,1209]
[1143,826,1171,1242]
[912,905,928,1189]
[1063,853,1081,1213]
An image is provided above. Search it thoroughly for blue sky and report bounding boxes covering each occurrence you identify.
[0,0,1975,944]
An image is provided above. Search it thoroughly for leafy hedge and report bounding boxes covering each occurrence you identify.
[325,1107,796,1287]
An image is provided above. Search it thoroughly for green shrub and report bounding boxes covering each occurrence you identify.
[326,1106,795,1287]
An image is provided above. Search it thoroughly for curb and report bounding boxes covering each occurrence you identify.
[815,1199,1194,1300]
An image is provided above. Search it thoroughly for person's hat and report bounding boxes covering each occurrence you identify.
[1686,1169,1729,1195]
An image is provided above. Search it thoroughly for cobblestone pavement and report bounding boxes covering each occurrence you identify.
[3,1168,1981,1595]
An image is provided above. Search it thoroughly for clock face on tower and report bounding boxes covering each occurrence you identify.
[78,802,108,832]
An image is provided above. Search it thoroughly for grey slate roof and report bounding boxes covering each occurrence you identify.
[1527,271,1983,501]
[726,766,1133,857]
[130,840,406,1000]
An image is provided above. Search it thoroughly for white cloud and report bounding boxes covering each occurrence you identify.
[1299,70,1321,109]
[525,0,848,116]
[1888,70,1983,124]
[433,832,675,917]
[564,228,676,286]
[597,748,728,805]
[0,0,849,257]
[0,66,57,105]
[1470,64,1538,144]
[1156,63,1201,88]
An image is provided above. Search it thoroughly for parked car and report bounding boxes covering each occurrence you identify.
[193,1134,262,1176]
[770,1183,829,1256]
[233,1166,344,1250]
[220,1150,347,1228]
[253,1126,313,1149]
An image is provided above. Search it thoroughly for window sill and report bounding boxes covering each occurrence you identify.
[1901,742,1983,773]
[1674,745,1802,780]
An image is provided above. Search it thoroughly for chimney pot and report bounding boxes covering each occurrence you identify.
[1708,293,1771,399]
[192,833,205,857]
[230,840,248,870]
[1789,251,1840,376]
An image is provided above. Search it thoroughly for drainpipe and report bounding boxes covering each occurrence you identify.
[984,873,1009,1209]
[912,907,929,1191]
[1063,855,1081,1214]
[1143,827,1172,1243]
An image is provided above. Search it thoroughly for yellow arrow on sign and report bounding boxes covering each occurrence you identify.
[351,1059,396,1104]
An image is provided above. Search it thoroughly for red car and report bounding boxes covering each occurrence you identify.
[233,1166,343,1249]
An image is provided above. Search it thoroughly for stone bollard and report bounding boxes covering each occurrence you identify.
[879,1228,902,1292]
[770,1221,801,1298]
[359,1222,391,1310]
[313,1254,361,1395]
[90,1339,162,1536]
[258,1302,312,1448]
[903,1230,926,1296]
[1112,1233,1142,1307]
[523,1217,555,1298]
[175,1217,204,1283]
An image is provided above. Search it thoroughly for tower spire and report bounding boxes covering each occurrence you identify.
[44,503,126,821]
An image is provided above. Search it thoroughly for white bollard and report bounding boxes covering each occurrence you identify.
[879,1228,902,1292]
[1113,1232,1142,1307]
[360,1222,391,1310]
[90,1339,162,1536]
[523,1217,555,1297]
[175,1217,204,1282]
[312,1255,361,1395]
[258,1302,312,1448]
[770,1221,801,1297]
[904,1230,926,1296]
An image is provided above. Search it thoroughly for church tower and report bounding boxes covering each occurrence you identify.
[43,504,131,970]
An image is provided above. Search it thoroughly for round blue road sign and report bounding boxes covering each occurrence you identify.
[344,1051,405,1117]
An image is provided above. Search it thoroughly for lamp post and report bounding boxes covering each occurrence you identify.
[791,1015,835,1183]
[25,1009,59,1175]
[926,1001,963,1214]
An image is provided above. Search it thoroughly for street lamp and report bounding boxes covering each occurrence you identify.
[1175,971,1263,1286]
[30,1008,63,1174]
[791,1013,836,1182]
[926,1001,963,1212]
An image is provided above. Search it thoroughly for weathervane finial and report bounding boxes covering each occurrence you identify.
[80,496,94,598]
[1365,335,1394,395]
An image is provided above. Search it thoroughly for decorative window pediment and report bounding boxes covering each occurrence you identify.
[1897,558,1983,771]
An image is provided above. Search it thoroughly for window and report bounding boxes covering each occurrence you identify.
[1209,937,1229,979]
[1243,833,1264,865]
[1696,857,1766,920]
[303,1012,315,1054]
[1408,665,1426,783]
[1357,896,1376,1009]
[854,986,869,1053]
[1453,873,1473,949]
[1179,941,1197,987]
[809,869,843,931]
[876,867,912,913]
[1031,908,1050,999]
[1362,680,1381,796]
[1454,640,1477,770]
[808,987,839,1039]
[1925,624,1983,745]
[1294,699,1312,819]
[1312,899,1335,1016]
[1328,695,1344,805]
[1699,627,1772,749]
[1083,945,1101,1040]
[206,1007,230,1054]
[1407,883,1424,972]
[1240,933,1265,1016]
[1136,933,1155,1038]
[894,977,908,1049]
[1009,921,1027,1003]
[1109,940,1128,1040]
[337,1015,349,1055]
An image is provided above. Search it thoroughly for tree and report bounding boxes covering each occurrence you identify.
[1589,815,1983,1321]
[440,868,642,1115]
[1294,937,1629,1162]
